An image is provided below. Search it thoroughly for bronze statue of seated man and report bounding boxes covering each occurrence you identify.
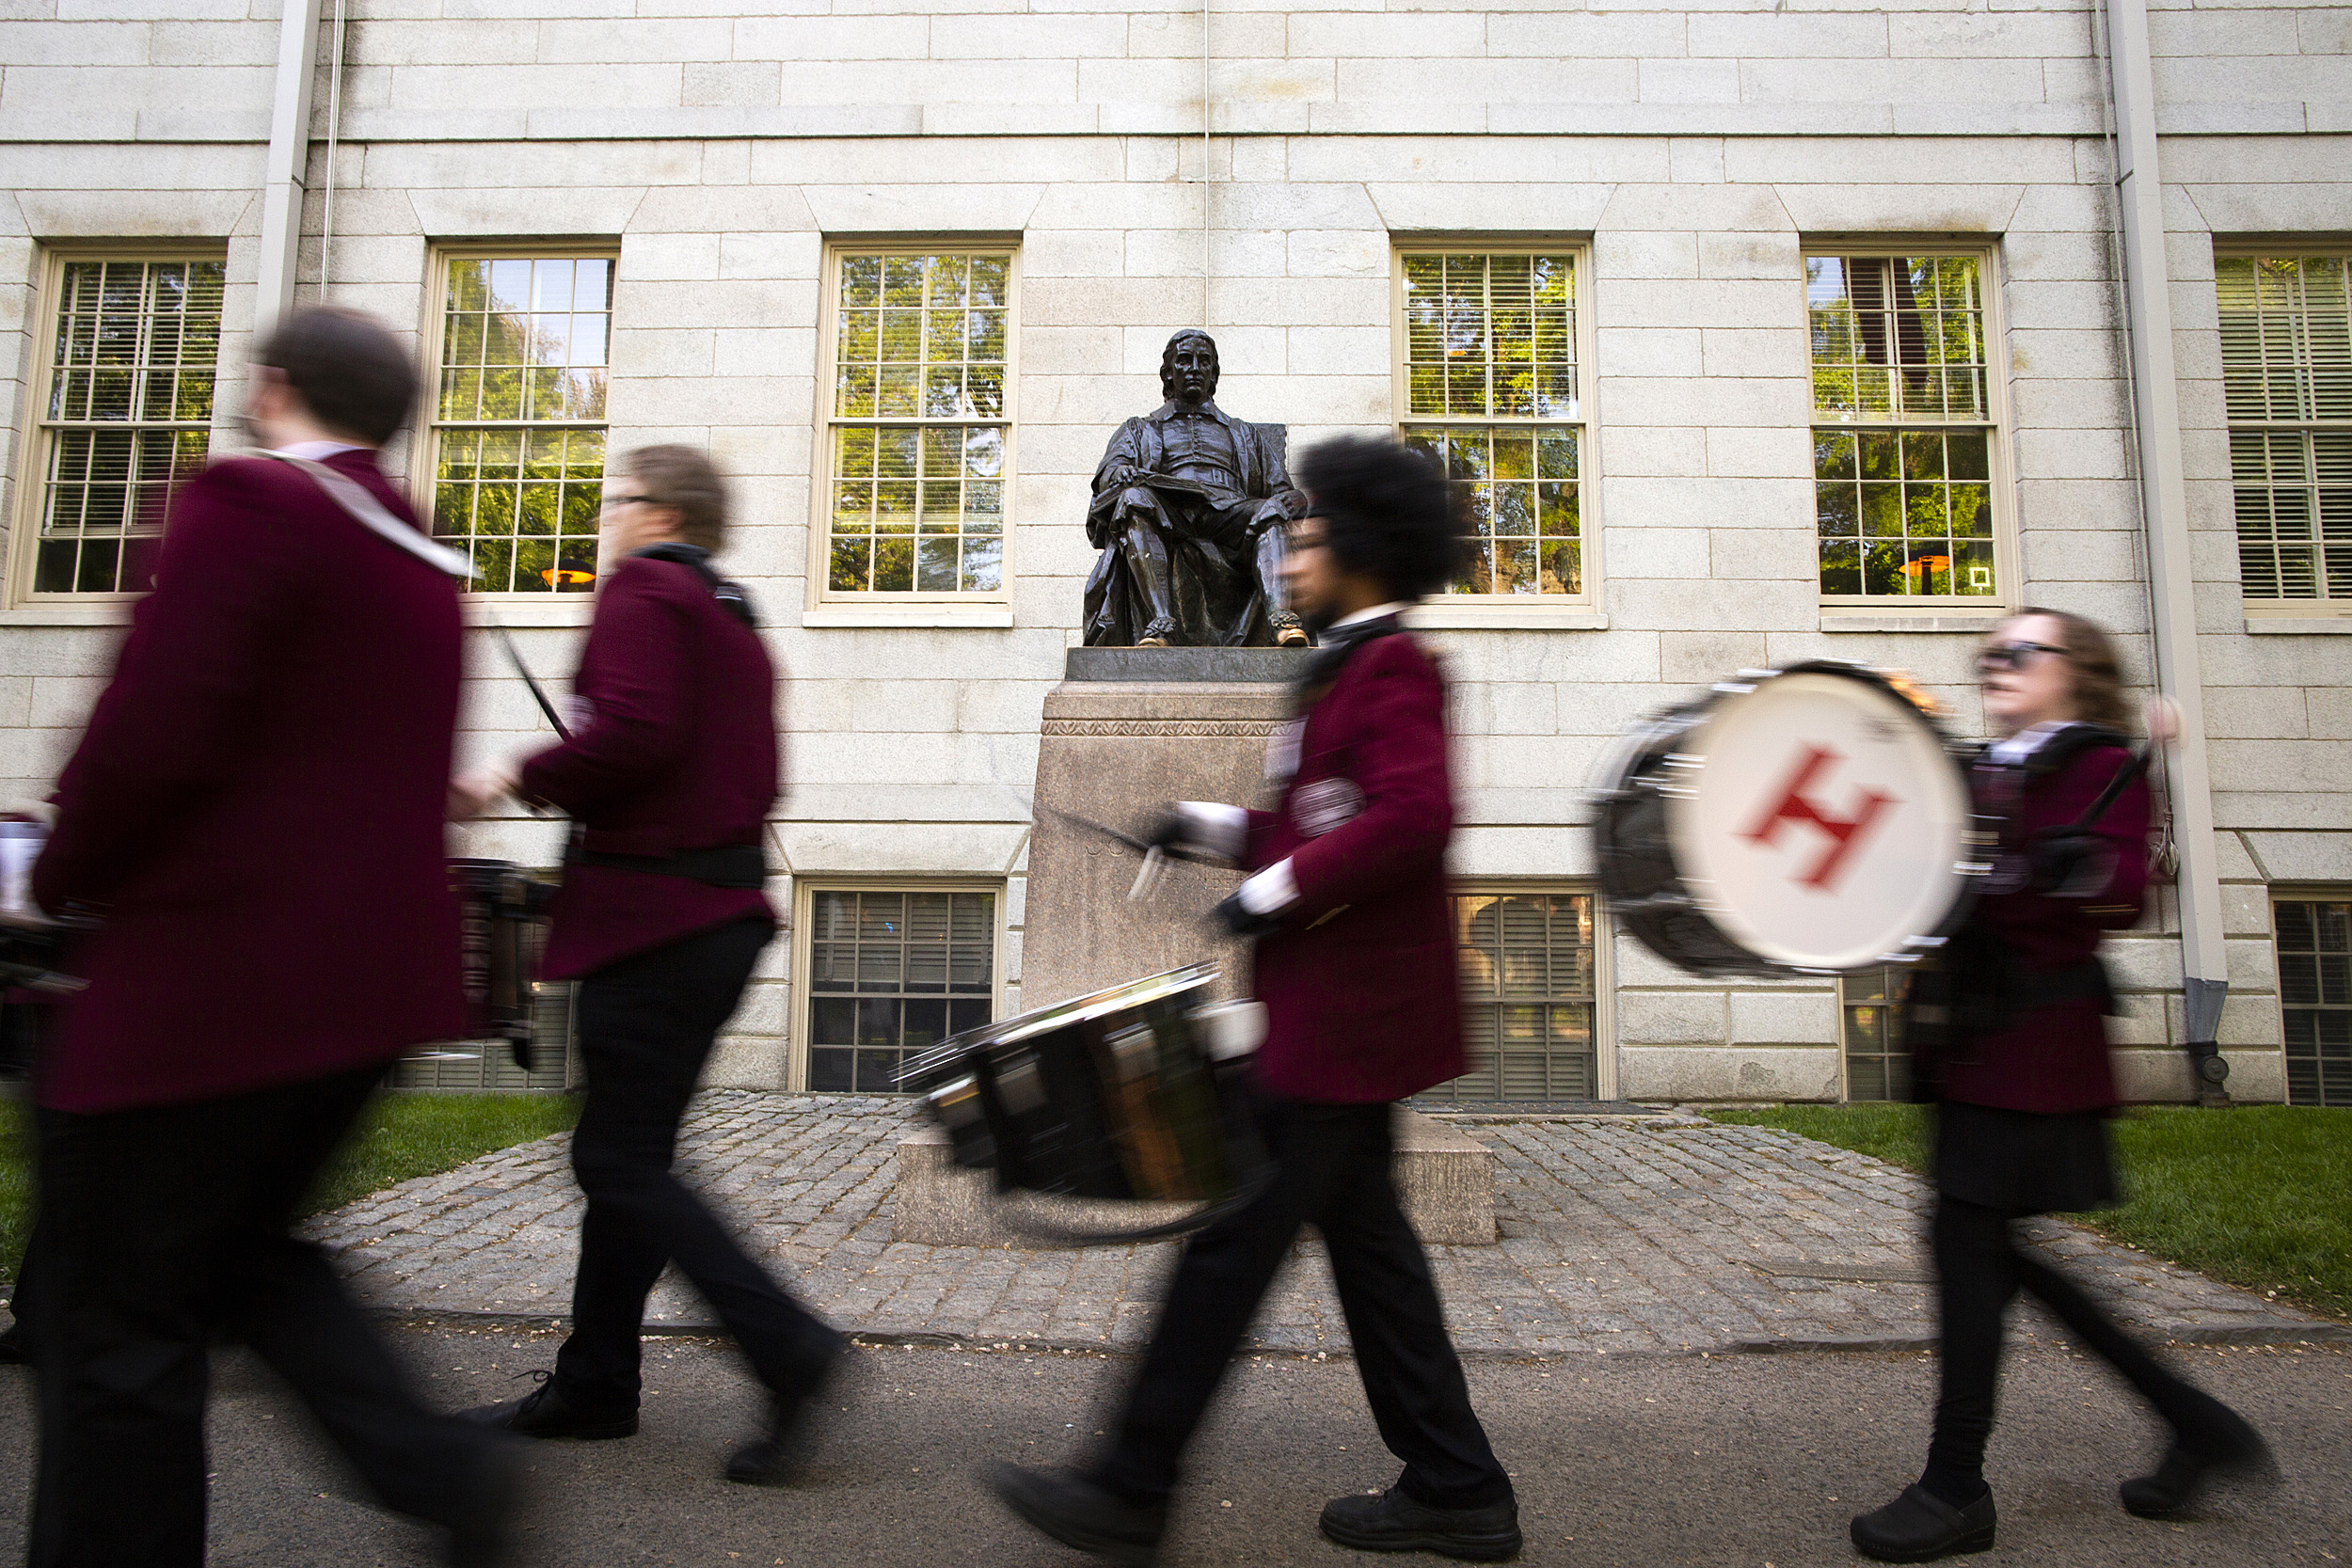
[1081,329,1309,648]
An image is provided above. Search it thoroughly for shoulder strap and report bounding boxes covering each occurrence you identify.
[632,541,758,627]
[260,451,474,581]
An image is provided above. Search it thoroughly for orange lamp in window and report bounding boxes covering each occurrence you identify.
[542,567,596,588]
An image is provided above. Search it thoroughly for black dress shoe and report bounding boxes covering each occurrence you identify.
[990,1464,1167,1566]
[463,1371,637,1440]
[2122,1402,2275,1517]
[1850,1484,1996,1562]
[1319,1486,1522,1562]
[725,1332,847,1485]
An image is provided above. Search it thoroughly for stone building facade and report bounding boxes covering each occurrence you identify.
[0,0,2345,1104]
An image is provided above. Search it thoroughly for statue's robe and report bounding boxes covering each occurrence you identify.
[1082,400,1296,647]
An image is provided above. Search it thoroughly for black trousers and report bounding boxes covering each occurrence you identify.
[1929,1195,2226,1481]
[28,1066,503,1568]
[1094,1099,1511,1510]
[551,916,835,1409]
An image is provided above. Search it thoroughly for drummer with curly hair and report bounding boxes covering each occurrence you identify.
[991,435,1520,1564]
[1849,608,2270,1563]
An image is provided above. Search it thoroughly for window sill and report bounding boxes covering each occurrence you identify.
[0,601,135,626]
[1819,611,2010,633]
[799,605,1015,629]
[465,598,596,628]
[2243,616,2352,635]
[1406,603,1608,631]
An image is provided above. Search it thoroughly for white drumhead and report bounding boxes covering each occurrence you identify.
[1667,670,1969,972]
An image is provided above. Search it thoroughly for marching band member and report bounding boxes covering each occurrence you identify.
[25,309,516,1566]
[1851,609,2269,1563]
[451,446,843,1485]
[993,436,1520,1564]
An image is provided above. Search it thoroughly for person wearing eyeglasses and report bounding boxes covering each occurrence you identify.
[992,436,1519,1566]
[449,446,842,1486]
[1850,609,2269,1563]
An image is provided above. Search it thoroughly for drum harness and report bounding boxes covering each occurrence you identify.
[1909,725,2153,1092]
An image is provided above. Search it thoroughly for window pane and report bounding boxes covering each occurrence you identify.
[2222,256,2352,602]
[824,247,1015,596]
[1428,892,1597,1102]
[1842,967,1912,1101]
[2275,899,2352,1105]
[1415,423,1581,595]
[432,253,610,591]
[805,889,996,1093]
[36,259,225,594]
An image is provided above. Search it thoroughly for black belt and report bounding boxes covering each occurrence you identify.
[568,842,768,890]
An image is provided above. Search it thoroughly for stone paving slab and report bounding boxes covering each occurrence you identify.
[303,1091,2344,1358]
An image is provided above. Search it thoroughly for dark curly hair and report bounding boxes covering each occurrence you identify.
[1294,435,1466,601]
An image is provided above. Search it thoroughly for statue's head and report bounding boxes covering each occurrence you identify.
[1159,330,1219,405]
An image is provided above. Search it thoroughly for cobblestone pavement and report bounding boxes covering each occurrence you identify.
[305,1092,2343,1358]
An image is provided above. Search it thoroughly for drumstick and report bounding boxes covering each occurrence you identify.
[488,617,573,742]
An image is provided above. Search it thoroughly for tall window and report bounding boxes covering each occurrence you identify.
[425,251,613,594]
[2217,255,2352,607]
[804,888,997,1093]
[1395,249,1586,598]
[1806,251,2003,604]
[1840,969,1912,1101]
[820,247,1013,598]
[1426,890,1598,1101]
[2274,898,2352,1107]
[18,255,225,595]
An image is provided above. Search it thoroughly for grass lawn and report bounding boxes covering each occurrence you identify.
[1,1090,580,1289]
[1707,1102,2352,1323]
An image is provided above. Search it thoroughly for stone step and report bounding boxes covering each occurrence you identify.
[892,1107,1494,1247]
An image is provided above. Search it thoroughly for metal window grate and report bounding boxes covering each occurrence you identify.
[33,258,225,594]
[2274,898,2352,1107]
[806,889,995,1093]
[1840,968,1913,1102]
[825,251,1011,595]
[2220,257,2352,604]
[1805,253,1997,604]
[1431,891,1597,1102]
[1398,251,1584,599]
[429,255,612,594]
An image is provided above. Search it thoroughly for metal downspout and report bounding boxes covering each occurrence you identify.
[256,0,324,337]
[2099,0,2233,1101]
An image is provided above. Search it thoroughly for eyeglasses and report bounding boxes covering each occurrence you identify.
[603,494,656,511]
[1977,640,2068,673]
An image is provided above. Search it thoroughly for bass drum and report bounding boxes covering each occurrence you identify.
[1594,660,1985,978]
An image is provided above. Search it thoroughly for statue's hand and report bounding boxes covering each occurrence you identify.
[1098,462,1141,492]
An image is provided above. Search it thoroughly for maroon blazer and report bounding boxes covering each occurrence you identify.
[1240,632,1466,1103]
[518,553,776,980]
[1939,736,2151,1116]
[34,450,466,1113]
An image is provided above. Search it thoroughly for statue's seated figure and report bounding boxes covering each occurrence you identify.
[1083,330,1308,648]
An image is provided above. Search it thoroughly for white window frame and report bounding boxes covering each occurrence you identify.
[1390,240,1607,631]
[2217,248,2352,622]
[803,241,1021,630]
[1836,967,1912,1103]
[1805,242,2020,623]
[787,877,1009,1093]
[6,244,230,614]
[414,242,620,627]
[1431,881,1616,1102]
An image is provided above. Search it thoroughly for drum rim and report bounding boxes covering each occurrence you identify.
[896,961,1221,1089]
[1598,658,1982,977]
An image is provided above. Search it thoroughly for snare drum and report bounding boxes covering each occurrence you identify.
[898,964,1268,1210]
[449,858,552,1053]
[1594,661,1985,977]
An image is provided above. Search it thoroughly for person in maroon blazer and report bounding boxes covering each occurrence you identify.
[24,308,515,1567]
[1851,609,2268,1563]
[451,445,841,1485]
[993,436,1518,1565]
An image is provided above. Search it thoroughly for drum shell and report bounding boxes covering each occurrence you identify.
[904,968,1268,1206]
[449,858,551,1045]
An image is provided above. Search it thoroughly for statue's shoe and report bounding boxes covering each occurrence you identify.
[1272,614,1309,647]
[1136,617,1178,648]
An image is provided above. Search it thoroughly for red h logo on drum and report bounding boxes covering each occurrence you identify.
[1740,745,1895,892]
